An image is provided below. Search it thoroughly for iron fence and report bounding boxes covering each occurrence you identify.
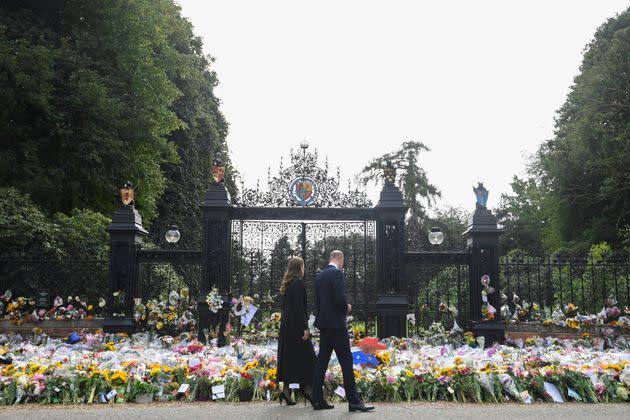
[404,257,470,333]
[0,258,109,304]
[499,255,630,315]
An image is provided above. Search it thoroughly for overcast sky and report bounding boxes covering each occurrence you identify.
[177,0,629,212]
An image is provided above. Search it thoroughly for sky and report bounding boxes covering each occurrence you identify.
[177,0,629,212]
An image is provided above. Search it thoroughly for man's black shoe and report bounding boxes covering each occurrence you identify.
[348,402,375,412]
[312,401,335,410]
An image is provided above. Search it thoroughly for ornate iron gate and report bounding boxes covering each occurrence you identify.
[230,219,377,324]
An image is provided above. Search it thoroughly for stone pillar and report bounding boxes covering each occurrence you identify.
[199,183,233,346]
[462,183,504,344]
[104,205,148,334]
[374,163,409,339]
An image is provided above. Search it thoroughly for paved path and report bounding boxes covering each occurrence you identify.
[0,402,628,420]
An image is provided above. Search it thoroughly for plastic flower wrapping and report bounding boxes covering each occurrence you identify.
[1,291,102,324]
[0,323,629,405]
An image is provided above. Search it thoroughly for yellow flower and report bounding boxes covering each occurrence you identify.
[404,370,414,378]
[265,368,277,380]
[156,321,164,330]
[243,359,259,371]
[582,332,590,338]
[109,370,128,384]
[87,305,93,311]
[454,357,464,366]
[105,342,116,351]
[566,319,579,329]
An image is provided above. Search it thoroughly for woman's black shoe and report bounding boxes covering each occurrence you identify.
[312,401,334,410]
[279,391,296,406]
[303,391,313,406]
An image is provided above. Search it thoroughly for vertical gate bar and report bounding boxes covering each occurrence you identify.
[626,262,629,309]
[249,252,254,297]
[580,260,586,310]
[569,262,574,304]
[527,263,532,304]
[558,259,563,308]
[505,255,510,304]
[602,262,607,308]
[301,222,307,263]
[591,261,596,314]
[613,263,618,304]
[537,258,542,307]
[364,221,368,323]
[515,261,520,303]
[240,221,244,297]
[457,264,462,328]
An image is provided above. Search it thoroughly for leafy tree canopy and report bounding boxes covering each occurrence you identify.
[0,0,234,231]
[530,8,630,252]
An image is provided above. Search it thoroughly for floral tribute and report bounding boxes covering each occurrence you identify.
[480,275,497,321]
[0,291,104,324]
[0,324,628,405]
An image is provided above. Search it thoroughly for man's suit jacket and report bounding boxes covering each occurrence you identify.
[314,264,348,330]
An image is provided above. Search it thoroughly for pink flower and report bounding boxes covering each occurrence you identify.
[595,383,606,395]
[386,375,396,384]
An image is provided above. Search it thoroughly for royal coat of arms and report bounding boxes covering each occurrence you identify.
[288,176,318,206]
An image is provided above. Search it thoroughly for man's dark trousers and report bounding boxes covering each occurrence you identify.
[312,327,360,405]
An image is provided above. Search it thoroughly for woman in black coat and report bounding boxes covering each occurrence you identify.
[277,256,315,405]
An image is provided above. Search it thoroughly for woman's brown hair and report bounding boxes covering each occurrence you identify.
[279,256,304,295]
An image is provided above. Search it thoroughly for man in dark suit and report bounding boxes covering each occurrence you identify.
[311,250,375,412]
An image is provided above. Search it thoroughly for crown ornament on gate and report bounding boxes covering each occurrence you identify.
[237,143,371,208]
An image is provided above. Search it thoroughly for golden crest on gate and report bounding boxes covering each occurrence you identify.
[119,181,135,205]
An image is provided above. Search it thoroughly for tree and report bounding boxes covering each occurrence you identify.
[360,141,441,249]
[0,0,234,228]
[150,0,236,248]
[495,176,550,252]
[531,8,630,252]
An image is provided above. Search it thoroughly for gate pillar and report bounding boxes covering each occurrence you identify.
[199,182,233,346]
[462,183,504,344]
[374,163,409,338]
[104,202,148,334]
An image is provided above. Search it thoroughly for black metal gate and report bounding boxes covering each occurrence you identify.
[230,219,377,326]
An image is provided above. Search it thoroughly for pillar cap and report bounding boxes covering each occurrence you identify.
[462,207,504,236]
[107,205,148,235]
[201,183,232,208]
[375,183,408,209]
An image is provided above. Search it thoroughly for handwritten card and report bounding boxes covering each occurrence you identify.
[289,383,300,390]
[241,305,258,326]
[334,386,346,398]
[212,385,225,400]
[106,389,117,401]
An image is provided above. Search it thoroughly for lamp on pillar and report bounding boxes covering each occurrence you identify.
[374,160,409,339]
[462,182,504,344]
[105,181,148,334]
[165,225,181,245]
[428,227,444,246]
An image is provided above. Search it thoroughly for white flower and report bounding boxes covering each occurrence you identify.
[406,313,416,326]
[206,287,223,313]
